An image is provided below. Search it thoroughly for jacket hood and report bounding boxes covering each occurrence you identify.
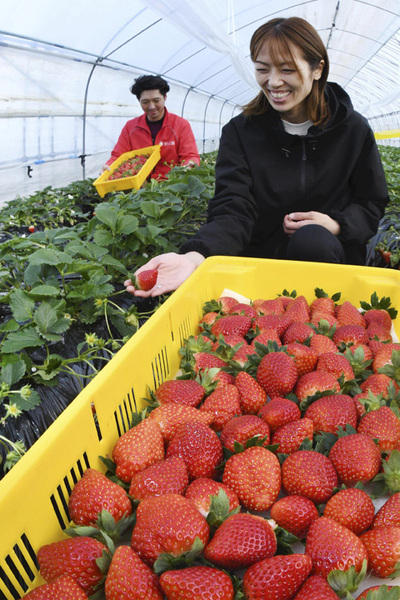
[322,81,354,130]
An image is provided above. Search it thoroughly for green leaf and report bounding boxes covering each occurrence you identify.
[9,289,35,322]
[34,302,58,332]
[28,248,74,266]
[93,229,115,247]
[29,284,60,297]
[14,388,41,411]
[140,200,161,218]
[2,328,43,353]
[0,319,19,333]
[94,203,119,230]
[1,360,26,386]
[116,214,139,235]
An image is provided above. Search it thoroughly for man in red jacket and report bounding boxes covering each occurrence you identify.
[103,75,200,179]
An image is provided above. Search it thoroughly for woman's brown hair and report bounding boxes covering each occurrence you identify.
[243,17,330,127]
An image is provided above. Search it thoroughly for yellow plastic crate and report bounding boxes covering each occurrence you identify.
[93,145,161,197]
[2,256,400,598]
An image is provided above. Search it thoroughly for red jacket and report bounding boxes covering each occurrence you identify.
[106,109,200,179]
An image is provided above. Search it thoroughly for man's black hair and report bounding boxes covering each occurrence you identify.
[130,75,170,100]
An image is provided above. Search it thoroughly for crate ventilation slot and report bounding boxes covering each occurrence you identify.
[114,389,136,437]
[0,533,38,600]
[178,315,193,347]
[151,346,169,389]
[50,453,90,530]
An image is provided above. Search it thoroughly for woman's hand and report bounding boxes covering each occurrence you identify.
[283,211,340,236]
[124,251,205,297]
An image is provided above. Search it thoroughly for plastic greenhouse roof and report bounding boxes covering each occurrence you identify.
[1,0,400,203]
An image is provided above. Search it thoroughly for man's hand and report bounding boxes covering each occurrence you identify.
[124,251,205,297]
[100,164,111,175]
[283,211,340,237]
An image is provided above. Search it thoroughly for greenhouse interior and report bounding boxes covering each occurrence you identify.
[1,0,400,598]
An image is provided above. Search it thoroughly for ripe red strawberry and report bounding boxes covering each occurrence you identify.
[159,566,234,600]
[256,351,298,398]
[232,343,258,366]
[37,537,109,595]
[281,450,338,504]
[166,421,223,480]
[333,324,369,348]
[211,314,252,337]
[257,298,285,315]
[23,576,88,599]
[217,295,240,314]
[220,414,270,452]
[243,553,313,600]
[203,512,277,569]
[112,418,164,482]
[293,574,340,599]
[282,322,313,345]
[336,301,366,328]
[252,313,291,338]
[310,296,336,316]
[235,370,268,414]
[348,342,373,361]
[304,394,358,434]
[68,468,132,526]
[367,322,392,342]
[294,370,340,403]
[357,405,400,452]
[270,494,319,539]
[199,383,242,431]
[228,302,258,318]
[360,525,400,578]
[147,403,214,444]
[285,295,311,323]
[251,328,282,347]
[311,311,339,329]
[129,456,189,500]
[309,333,338,355]
[316,352,355,381]
[185,477,240,518]
[212,333,247,351]
[364,308,393,331]
[305,516,368,579]
[222,446,281,511]
[153,379,206,408]
[258,397,301,434]
[131,493,210,566]
[372,345,400,372]
[271,417,314,455]
[372,492,400,528]
[199,311,218,330]
[329,432,381,485]
[360,372,399,396]
[104,545,163,600]
[285,342,318,376]
[323,487,375,535]
[193,351,227,374]
[133,268,158,291]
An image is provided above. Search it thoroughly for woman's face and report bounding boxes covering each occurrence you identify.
[254,40,324,123]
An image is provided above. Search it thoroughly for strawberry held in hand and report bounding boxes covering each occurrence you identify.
[133,268,158,291]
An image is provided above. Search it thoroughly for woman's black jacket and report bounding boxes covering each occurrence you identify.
[181,82,389,265]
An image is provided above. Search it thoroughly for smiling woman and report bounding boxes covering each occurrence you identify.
[125,16,389,299]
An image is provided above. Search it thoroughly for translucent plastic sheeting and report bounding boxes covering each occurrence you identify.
[0,0,400,205]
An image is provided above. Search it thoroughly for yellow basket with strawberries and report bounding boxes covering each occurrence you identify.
[1,256,400,598]
[93,145,161,197]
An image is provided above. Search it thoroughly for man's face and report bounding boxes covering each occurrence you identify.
[139,89,166,122]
